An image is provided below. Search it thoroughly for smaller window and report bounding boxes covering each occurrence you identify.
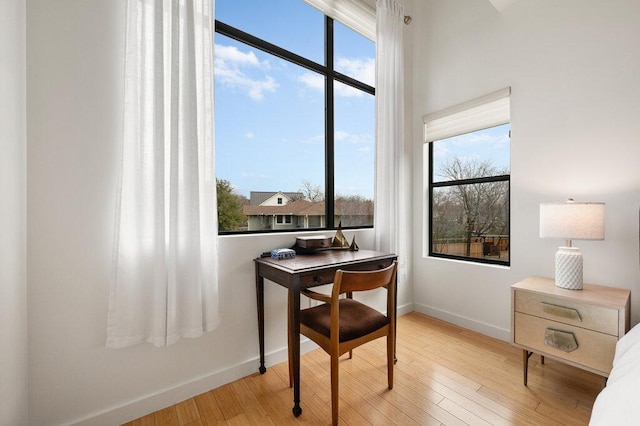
[424,88,511,266]
[276,215,284,224]
[285,215,292,224]
[277,198,283,205]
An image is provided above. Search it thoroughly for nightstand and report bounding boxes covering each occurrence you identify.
[511,276,630,385]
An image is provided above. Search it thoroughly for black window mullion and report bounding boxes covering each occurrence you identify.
[432,174,510,188]
[325,16,335,229]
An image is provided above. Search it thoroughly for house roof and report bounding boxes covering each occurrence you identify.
[243,199,324,216]
[249,191,303,206]
[243,199,373,216]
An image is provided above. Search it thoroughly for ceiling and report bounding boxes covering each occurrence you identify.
[364,0,520,13]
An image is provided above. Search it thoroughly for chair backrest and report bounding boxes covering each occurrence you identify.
[332,261,397,299]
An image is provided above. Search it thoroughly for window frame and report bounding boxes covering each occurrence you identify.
[214,15,375,235]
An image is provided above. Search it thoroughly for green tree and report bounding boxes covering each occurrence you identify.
[216,179,247,231]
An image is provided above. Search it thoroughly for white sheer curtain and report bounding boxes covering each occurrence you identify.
[374,0,408,280]
[107,0,220,348]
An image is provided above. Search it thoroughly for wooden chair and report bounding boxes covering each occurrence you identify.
[297,261,398,425]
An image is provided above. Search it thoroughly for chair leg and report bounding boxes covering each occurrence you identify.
[348,350,352,359]
[287,296,293,388]
[331,354,339,425]
[387,334,394,390]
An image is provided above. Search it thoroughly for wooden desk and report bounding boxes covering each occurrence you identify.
[255,249,397,417]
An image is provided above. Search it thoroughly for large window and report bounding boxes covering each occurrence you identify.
[424,89,511,265]
[214,0,375,233]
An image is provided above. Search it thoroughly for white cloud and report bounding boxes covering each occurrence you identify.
[216,44,263,67]
[245,131,254,139]
[335,130,350,142]
[214,44,278,101]
[298,73,324,91]
[336,57,375,86]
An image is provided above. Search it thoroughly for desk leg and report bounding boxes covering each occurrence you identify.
[394,273,398,364]
[289,288,302,417]
[256,268,266,374]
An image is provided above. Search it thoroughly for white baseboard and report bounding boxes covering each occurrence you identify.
[413,302,511,342]
[71,301,417,426]
[69,339,319,426]
[397,301,414,317]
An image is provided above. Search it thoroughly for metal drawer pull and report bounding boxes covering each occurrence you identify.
[540,302,582,322]
[544,328,578,353]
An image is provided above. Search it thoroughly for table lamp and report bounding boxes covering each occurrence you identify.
[539,199,605,290]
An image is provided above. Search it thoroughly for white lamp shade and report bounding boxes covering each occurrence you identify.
[540,202,605,241]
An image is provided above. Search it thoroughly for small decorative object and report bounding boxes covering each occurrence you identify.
[539,199,605,290]
[270,248,296,260]
[332,222,350,249]
[349,235,359,251]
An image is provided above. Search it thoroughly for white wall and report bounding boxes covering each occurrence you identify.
[412,0,640,340]
[25,1,413,424]
[0,0,28,424]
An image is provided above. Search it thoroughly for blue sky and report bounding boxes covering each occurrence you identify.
[214,0,376,200]
[214,1,510,199]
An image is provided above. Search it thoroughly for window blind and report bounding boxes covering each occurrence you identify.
[423,87,511,143]
[302,0,376,41]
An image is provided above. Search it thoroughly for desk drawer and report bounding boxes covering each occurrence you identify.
[514,312,616,375]
[514,290,619,336]
[300,258,394,288]
[301,271,335,287]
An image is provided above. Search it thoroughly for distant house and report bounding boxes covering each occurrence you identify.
[248,191,303,207]
[243,191,373,231]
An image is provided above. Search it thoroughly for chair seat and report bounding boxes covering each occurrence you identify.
[300,298,390,342]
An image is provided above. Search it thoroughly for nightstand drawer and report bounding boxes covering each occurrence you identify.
[514,312,617,375]
[514,290,619,336]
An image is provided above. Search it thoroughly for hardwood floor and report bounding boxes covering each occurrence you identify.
[124,312,603,425]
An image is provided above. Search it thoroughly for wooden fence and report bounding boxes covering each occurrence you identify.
[433,236,509,259]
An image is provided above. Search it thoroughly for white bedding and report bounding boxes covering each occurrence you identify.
[590,323,640,425]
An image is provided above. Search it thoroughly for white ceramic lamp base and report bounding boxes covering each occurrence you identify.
[555,246,583,290]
